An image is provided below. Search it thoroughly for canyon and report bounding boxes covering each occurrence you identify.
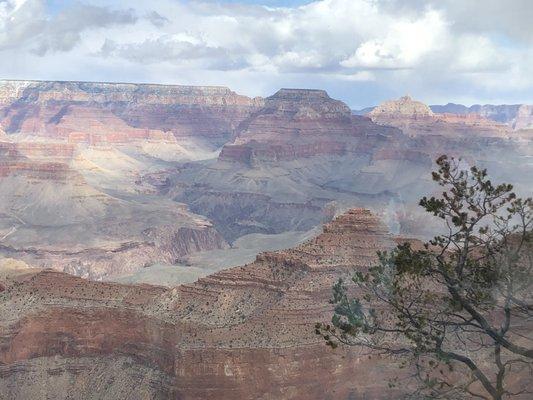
[0,79,532,399]
[0,209,408,399]
[1,80,532,282]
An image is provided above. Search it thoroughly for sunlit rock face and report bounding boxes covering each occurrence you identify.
[368,95,509,138]
[0,139,228,280]
[0,209,409,400]
[0,81,255,279]
[219,88,402,164]
[370,95,435,120]
[0,82,531,279]
[0,80,263,149]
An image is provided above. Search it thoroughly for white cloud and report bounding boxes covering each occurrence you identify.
[0,0,137,54]
[0,0,531,106]
[450,35,510,73]
[340,10,448,69]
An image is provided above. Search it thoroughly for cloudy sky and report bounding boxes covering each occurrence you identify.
[1,0,532,108]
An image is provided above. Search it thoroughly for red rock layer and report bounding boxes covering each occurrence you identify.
[0,141,77,179]
[369,96,510,138]
[0,80,263,143]
[0,209,407,399]
[219,89,402,164]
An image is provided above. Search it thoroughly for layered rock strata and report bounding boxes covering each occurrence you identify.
[0,80,263,146]
[0,209,404,399]
[0,140,228,280]
[369,96,508,137]
[358,102,533,131]
[219,88,403,164]
[1,82,531,277]
[430,103,533,130]
[172,91,531,242]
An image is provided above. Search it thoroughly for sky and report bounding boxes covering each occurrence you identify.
[0,0,532,108]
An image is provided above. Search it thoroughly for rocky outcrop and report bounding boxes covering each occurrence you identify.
[368,95,509,138]
[370,95,434,120]
[0,209,406,399]
[219,88,402,164]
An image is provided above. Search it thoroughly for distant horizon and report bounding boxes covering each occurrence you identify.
[2,77,530,110]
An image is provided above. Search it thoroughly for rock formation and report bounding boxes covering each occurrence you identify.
[169,89,429,241]
[359,101,533,131]
[0,80,263,149]
[370,95,434,120]
[0,80,269,278]
[219,88,402,164]
[430,102,533,130]
[0,81,531,279]
[0,139,228,280]
[0,209,409,399]
[0,80,531,398]
[169,91,531,243]
[368,95,508,137]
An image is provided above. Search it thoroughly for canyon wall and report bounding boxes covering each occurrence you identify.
[219,88,402,164]
[169,92,530,242]
[430,103,533,129]
[0,80,263,146]
[0,209,408,400]
[1,81,531,279]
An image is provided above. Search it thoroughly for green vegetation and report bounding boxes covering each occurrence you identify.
[318,155,532,399]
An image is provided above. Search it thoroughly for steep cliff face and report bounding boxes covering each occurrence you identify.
[0,209,407,400]
[0,80,263,147]
[219,88,402,164]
